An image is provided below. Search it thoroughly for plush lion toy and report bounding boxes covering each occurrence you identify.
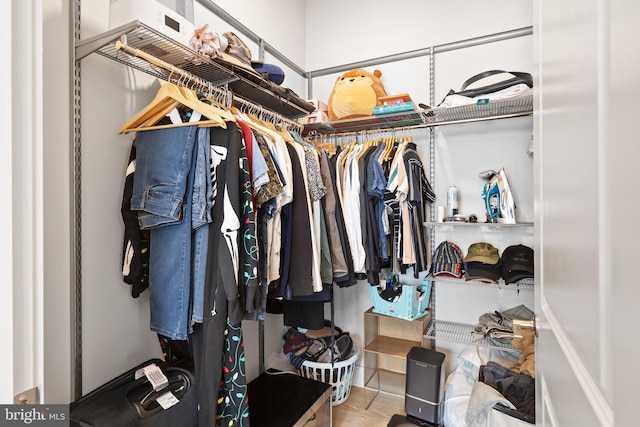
[328,68,387,121]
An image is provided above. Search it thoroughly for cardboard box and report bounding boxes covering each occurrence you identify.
[306,99,328,114]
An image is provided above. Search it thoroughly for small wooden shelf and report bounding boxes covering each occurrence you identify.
[363,308,431,409]
[365,336,422,359]
[364,369,406,402]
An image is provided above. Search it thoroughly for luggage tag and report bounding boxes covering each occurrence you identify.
[156,391,180,410]
[135,363,169,391]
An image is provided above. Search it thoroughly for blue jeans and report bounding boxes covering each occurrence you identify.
[189,127,212,324]
[131,126,211,339]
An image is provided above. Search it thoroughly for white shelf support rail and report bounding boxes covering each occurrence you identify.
[306,25,531,96]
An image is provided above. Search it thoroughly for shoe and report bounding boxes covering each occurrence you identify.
[302,338,329,362]
[317,335,353,364]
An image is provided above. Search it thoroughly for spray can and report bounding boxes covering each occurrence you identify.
[447,185,459,216]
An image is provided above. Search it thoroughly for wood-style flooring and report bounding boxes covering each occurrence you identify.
[331,386,405,427]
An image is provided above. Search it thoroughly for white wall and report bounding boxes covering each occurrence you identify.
[305,0,532,73]
[204,0,307,68]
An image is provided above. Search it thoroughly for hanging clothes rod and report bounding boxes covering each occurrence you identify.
[114,40,232,103]
[114,40,302,133]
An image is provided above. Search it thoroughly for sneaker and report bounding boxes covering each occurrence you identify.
[317,334,353,363]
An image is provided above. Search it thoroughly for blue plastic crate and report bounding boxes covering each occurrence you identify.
[369,278,432,320]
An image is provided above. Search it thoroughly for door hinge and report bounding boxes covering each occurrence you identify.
[14,387,39,404]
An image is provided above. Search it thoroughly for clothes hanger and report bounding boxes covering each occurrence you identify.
[356,137,373,161]
[261,109,295,143]
[113,40,229,133]
[118,82,180,133]
[133,77,194,128]
[119,81,228,134]
[340,139,356,167]
[382,137,394,162]
[238,104,292,145]
[291,130,314,149]
[199,86,237,124]
[309,139,336,155]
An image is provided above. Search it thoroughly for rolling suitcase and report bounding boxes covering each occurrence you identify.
[70,358,197,427]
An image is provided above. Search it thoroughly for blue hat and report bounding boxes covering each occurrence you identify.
[252,62,285,85]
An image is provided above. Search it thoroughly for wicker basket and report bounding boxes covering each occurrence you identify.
[298,346,359,406]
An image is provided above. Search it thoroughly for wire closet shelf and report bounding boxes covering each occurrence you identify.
[76,21,314,120]
[424,320,521,353]
[301,95,533,136]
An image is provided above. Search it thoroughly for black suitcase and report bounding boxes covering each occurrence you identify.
[70,358,197,427]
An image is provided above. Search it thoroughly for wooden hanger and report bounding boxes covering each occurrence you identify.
[341,140,358,167]
[356,138,373,161]
[383,136,398,162]
[200,92,238,123]
[310,140,336,155]
[113,40,230,133]
[140,86,237,129]
[118,81,228,134]
[135,85,190,129]
[236,106,294,144]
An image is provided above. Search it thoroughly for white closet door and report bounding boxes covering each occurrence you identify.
[534,0,640,425]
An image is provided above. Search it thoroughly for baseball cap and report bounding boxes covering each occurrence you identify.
[464,242,500,265]
[217,31,261,77]
[500,244,534,284]
[464,261,501,284]
[430,241,464,278]
[252,62,285,85]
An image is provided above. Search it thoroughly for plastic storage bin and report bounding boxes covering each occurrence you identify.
[299,346,359,406]
[369,278,432,320]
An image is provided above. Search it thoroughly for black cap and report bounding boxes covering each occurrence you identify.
[464,261,502,283]
[500,244,534,284]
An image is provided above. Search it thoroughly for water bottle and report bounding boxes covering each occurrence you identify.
[447,185,459,216]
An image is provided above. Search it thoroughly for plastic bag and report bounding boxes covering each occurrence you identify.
[189,24,227,63]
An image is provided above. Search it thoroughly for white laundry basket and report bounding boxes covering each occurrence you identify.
[299,346,359,406]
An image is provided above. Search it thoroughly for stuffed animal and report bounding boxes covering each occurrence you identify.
[328,68,387,121]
